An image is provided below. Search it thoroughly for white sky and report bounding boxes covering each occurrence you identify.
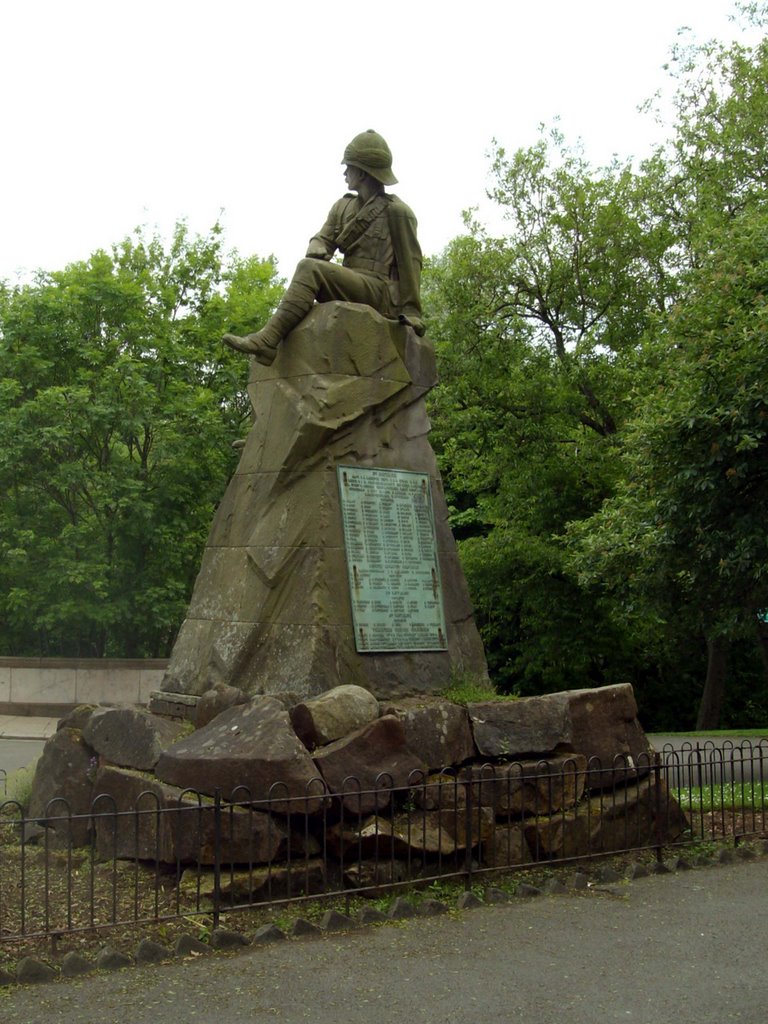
[0,0,756,283]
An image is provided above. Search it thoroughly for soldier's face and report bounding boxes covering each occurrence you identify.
[344,165,365,192]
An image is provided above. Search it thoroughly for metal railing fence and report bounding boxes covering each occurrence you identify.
[1,741,766,945]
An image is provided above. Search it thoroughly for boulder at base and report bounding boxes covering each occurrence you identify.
[290,684,380,749]
[380,696,477,771]
[154,698,324,812]
[93,765,286,864]
[312,715,427,814]
[83,707,187,771]
[27,728,95,846]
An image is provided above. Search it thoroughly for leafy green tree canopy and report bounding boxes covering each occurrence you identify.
[0,223,282,657]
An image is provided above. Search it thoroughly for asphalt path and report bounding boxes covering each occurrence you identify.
[2,858,767,1024]
[649,734,768,785]
[0,739,43,794]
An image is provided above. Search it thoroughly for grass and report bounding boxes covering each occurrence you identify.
[654,730,768,738]
[672,781,768,812]
[0,764,36,811]
[442,671,516,706]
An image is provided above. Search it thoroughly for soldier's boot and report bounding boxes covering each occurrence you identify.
[222,281,315,364]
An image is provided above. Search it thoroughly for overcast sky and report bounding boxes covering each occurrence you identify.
[0,1,756,283]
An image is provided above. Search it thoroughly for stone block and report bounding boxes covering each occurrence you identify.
[181,860,327,902]
[481,825,535,868]
[155,698,325,812]
[135,939,172,964]
[343,860,410,893]
[61,952,92,977]
[95,948,133,971]
[380,696,476,771]
[467,695,570,758]
[412,771,467,811]
[313,715,426,814]
[16,957,57,984]
[557,684,652,786]
[92,765,286,865]
[328,805,495,859]
[57,704,98,733]
[148,690,200,720]
[83,707,187,771]
[27,728,96,846]
[291,684,381,749]
[524,777,688,860]
[194,683,249,729]
[461,754,588,817]
[358,905,389,924]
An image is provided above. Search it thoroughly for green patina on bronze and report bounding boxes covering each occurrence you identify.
[223,130,423,365]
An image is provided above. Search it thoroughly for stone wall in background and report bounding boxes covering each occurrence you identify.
[0,658,168,716]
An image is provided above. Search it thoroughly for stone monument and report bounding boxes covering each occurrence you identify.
[161,131,487,701]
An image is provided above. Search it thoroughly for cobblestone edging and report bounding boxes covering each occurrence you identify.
[1,840,765,989]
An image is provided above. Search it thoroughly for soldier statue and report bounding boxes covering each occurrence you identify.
[223,130,424,365]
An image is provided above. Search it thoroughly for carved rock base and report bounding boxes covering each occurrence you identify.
[163,302,487,700]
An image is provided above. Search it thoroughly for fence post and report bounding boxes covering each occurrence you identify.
[212,788,222,931]
[463,771,474,891]
[653,751,664,864]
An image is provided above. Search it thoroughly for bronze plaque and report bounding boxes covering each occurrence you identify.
[337,466,448,653]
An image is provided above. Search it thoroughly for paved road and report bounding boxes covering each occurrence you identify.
[650,734,768,785]
[0,739,44,789]
[3,858,767,1023]
[0,717,56,786]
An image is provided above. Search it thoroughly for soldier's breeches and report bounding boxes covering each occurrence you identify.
[287,258,393,316]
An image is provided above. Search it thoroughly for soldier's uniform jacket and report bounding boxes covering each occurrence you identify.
[306,192,424,334]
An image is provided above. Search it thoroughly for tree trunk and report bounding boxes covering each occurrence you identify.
[695,637,728,730]
[754,618,768,681]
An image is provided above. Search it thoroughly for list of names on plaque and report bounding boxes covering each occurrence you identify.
[337,465,448,653]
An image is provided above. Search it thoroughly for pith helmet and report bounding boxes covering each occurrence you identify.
[342,129,398,185]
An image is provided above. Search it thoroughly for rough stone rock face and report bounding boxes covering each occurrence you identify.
[161,302,488,702]
[93,765,285,864]
[467,687,652,777]
[154,698,324,812]
[557,684,651,780]
[182,861,327,902]
[483,824,534,867]
[312,715,427,814]
[524,777,687,859]
[412,772,468,811]
[82,707,187,771]
[27,727,95,846]
[56,704,98,733]
[25,681,677,884]
[467,695,571,759]
[380,696,476,771]
[461,754,588,817]
[342,860,410,892]
[194,683,249,729]
[328,806,495,858]
[290,684,380,749]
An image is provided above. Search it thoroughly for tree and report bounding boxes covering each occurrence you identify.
[569,208,768,726]
[568,24,768,727]
[424,132,676,695]
[0,223,283,657]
